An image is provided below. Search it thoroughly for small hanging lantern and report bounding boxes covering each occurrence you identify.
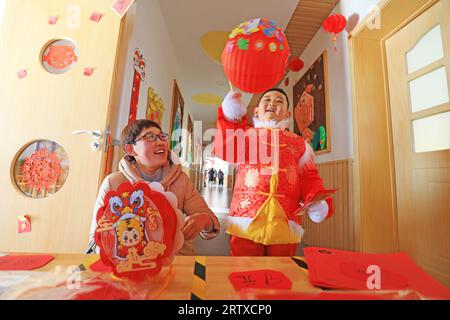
[288,57,304,72]
[322,14,347,51]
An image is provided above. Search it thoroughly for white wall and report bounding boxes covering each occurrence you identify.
[115,0,185,139]
[283,0,381,163]
[0,0,7,30]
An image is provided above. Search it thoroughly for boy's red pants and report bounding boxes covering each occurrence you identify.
[230,236,297,256]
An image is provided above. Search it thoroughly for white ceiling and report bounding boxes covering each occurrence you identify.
[158,0,299,126]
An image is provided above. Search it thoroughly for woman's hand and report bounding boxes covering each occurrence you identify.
[181,213,213,240]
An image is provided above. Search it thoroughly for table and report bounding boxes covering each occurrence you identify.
[2,254,320,300]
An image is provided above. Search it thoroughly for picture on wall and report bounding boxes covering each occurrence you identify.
[128,48,146,124]
[292,51,331,154]
[146,86,165,126]
[169,80,184,159]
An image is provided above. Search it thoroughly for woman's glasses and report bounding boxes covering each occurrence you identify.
[134,132,169,143]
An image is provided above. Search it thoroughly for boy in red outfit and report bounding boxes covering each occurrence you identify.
[214,88,334,256]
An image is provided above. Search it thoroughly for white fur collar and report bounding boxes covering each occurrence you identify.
[252,117,291,130]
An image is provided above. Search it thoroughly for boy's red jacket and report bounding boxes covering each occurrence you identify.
[214,106,333,245]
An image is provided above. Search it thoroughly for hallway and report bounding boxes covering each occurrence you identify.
[195,185,232,256]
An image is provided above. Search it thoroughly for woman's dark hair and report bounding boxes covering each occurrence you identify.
[258,87,290,108]
[121,119,163,163]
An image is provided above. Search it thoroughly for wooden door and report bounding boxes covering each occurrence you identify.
[385,0,450,286]
[0,0,123,253]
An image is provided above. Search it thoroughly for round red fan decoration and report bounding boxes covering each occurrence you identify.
[22,149,62,191]
[222,18,291,94]
[95,181,183,281]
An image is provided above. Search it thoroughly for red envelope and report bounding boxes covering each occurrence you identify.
[89,259,112,273]
[295,189,337,216]
[229,269,292,291]
[304,247,450,299]
[0,255,54,270]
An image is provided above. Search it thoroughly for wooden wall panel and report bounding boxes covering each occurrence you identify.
[302,159,355,251]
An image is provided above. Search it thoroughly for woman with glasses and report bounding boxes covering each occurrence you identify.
[87,119,220,255]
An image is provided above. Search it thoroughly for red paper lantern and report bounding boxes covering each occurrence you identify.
[322,14,347,48]
[288,57,304,72]
[222,18,291,94]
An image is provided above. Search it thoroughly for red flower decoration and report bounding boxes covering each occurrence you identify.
[22,149,62,192]
[288,57,304,72]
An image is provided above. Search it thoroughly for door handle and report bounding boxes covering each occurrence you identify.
[72,129,103,140]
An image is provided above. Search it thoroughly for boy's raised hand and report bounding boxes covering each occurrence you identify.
[222,90,247,122]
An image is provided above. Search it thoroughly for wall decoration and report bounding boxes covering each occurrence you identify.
[186,114,194,164]
[293,51,330,153]
[111,0,135,19]
[221,18,291,93]
[89,12,103,23]
[169,80,184,159]
[95,181,184,280]
[83,67,94,76]
[41,39,79,74]
[21,149,62,192]
[128,48,146,123]
[17,215,32,234]
[322,14,347,51]
[146,86,165,126]
[48,16,58,25]
[17,69,27,79]
[13,140,69,199]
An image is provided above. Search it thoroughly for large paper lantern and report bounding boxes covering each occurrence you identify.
[222,18,291,94]
[95,181,184,281]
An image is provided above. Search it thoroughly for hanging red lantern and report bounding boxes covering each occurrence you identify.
[322,14,347,50]
[288,57,304,72]
[221,18,291,94]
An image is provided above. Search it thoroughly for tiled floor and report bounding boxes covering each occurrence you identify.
[194,184,307,256]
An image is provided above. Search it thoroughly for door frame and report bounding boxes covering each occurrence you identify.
[348,0,440,253]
